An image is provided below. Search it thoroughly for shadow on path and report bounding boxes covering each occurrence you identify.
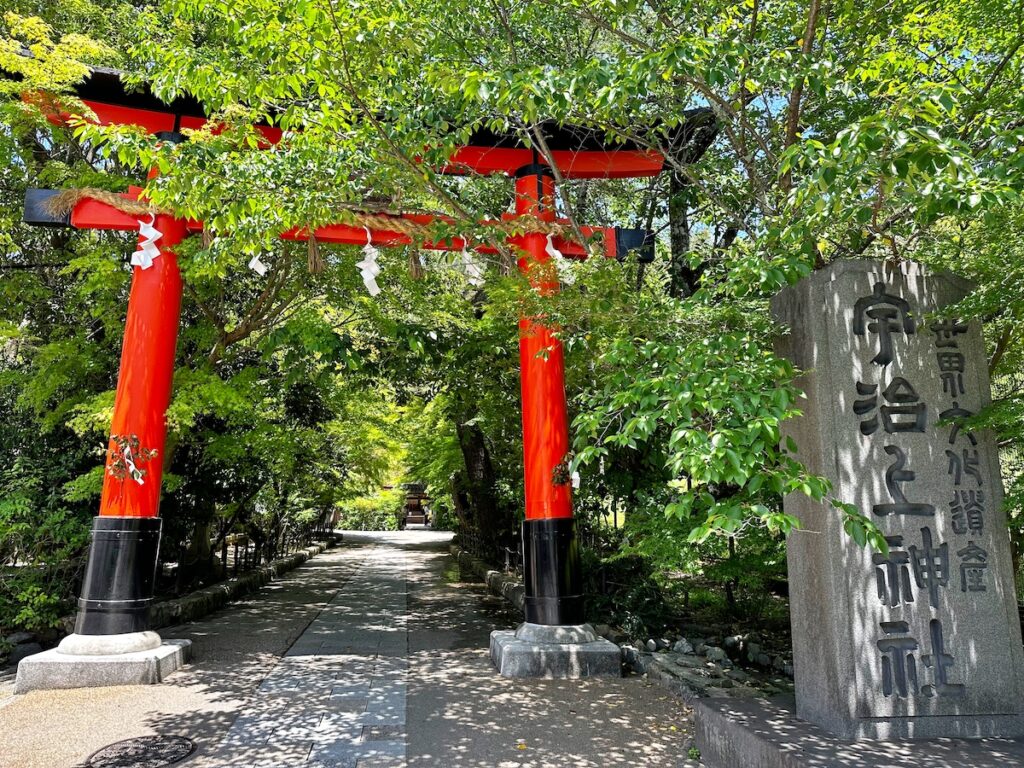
[402,533,696,768]
[0,531,698,768]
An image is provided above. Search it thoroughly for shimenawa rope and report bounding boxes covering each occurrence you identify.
[44,188,581,245]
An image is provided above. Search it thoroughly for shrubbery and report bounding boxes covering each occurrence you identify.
[334,489,404,531]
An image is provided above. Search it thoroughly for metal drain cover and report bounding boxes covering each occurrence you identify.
[87,735,195,767]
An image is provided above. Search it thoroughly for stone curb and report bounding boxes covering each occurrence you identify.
[149,540,335,629]
[450,545,526,614]
[621,646,709,702]
[2,540,337,673]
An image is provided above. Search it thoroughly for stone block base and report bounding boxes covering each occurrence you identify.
[490,623,621,679]
[694,695,1024,768]
[14,639,191,693]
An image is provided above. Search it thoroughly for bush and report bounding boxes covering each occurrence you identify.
[427,499,458,531]
[0,397,95,634]
[334,489,404,531]
[582,549,674,640]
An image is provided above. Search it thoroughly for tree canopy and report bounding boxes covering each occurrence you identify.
[2,0,1024,637]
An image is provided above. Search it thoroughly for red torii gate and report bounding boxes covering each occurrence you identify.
[22,69,672,666]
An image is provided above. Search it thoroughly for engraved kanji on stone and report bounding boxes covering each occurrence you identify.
[940,402,978,446]
[909,527,949,610]
[936,351,966,397]
[946,448,983,487]
[873,445,936,517]
[854,378,927,435]
[877,621,919,698]
[957,541,989,593]
[930,318,969,348]
[853,282,916,366]
[873,536,915,607]
[950,489,985,535]
[921,619,966,698]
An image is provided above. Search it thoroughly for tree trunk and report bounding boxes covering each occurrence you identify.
[455,419,513,560]
[450,475,474,532]
[725,535,739,608]
[668,172,698,298]
[176,517,216,591]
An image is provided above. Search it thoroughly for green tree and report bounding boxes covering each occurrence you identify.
[5,0,1024,634]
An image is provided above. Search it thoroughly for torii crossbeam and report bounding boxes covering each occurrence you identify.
[17,67,711,681]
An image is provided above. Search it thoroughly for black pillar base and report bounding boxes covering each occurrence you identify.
[74,516,162,636]
[523,517,584,625]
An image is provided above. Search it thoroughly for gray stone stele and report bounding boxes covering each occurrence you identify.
[771,259,1024,739]
[14,639,191,693]
[490,622,622,678]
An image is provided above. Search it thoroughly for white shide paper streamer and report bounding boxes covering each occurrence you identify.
[356,227,382,296]
[461,245,485,287]
[545,233,575,286]
[130,216,162,270]
[122,443,145,485]
[248,255,268,276]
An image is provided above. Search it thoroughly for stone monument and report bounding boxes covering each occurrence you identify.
[772,259,1024,740]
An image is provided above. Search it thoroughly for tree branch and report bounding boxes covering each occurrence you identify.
[782,0,822,193]
[990,324,1013,375]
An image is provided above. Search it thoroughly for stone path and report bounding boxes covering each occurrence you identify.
[204,545,410,767]
[0,531,697,768]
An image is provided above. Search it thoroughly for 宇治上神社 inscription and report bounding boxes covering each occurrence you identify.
[772,260,1024,740]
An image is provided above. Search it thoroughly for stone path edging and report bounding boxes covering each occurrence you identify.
[450,546,525,614]
[148,540,335,630]
[622,647,708,702]
[3,541,339,672]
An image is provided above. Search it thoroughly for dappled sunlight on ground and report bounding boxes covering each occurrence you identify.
[0,545,368,768]
[401,531,698,767]
[0,530,699,767]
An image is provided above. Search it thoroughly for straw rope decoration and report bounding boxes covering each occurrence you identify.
[44,188,591,277]
[45,188,158,217]
[307,233,325,275]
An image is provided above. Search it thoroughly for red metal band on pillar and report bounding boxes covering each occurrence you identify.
[98,213,186,518]
[513,170,573,521]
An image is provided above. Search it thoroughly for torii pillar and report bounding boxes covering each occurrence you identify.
[15,138,193,693]
[488,164,622,678]
[59,210,185,650]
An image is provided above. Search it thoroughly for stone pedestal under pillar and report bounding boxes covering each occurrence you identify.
[14,634,191,693]
[490,622,621,679]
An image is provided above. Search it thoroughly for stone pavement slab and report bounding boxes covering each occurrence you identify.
[0,531,701,768]
[197,545,411,768]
